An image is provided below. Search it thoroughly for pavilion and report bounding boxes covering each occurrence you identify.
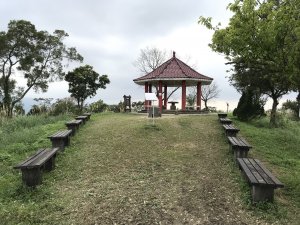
[133,52,213,113]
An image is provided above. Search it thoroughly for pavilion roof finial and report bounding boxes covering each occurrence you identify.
[173,51,176,58]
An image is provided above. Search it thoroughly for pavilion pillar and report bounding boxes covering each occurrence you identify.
[182,80,186,111]
[164,85,167,109]
[149,84,152,106]
[197,82,202,111]
[144,82,149,110]
[158,81,163,113]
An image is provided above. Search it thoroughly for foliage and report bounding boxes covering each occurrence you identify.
[65,65,110,111]
[282,100,299,119]
[199,0,300,126]
[132,101,144,112]
[50,97,77,116]
[233,88,265,121]
[0,20,83,117]
[186,93,196,107]
[88,99,108,113]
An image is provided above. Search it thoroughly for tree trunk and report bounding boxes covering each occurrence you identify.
[204,100,208,110]
[3,77,12,117]
[270,97,279,126]
[297,91,300,118]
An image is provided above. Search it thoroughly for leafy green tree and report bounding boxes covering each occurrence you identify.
[50,97,77,116]
[0,20,83,117]
[65,65,110,111]
[199,0,300,126]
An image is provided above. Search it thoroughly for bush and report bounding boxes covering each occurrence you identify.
[234,89,265,121]
[282,100,299,119]
[88,99,108,113]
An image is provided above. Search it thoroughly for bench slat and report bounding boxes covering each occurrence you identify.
[248,158,276,186]
[244,158,267,185]
[253,159,284,188]
[48,130,72,138]
[237,158,259,184]
[14,148,59,169]
[66,120,82,125]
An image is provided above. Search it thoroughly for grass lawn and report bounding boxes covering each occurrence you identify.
[0,113,299,224]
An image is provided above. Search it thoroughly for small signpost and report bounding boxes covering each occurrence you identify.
[145,93,157,125]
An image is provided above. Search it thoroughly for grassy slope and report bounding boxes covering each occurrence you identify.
[232,116,300,220]
[0,113,299,224]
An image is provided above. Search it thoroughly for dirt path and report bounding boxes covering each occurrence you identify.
[47,113,271,224]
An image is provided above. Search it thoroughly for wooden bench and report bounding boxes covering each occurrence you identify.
[218,113,227,118]
[223,124,240,137]
[14,148,60,187]
[48,130,72,151]
[219,118,232,124]
[237,158,284,202]
[65,120,82,136]
[228,136,252,159]
[83,112,91,120]
[75,115,88,125]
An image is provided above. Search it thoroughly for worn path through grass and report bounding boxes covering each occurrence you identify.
[3,113,287,224]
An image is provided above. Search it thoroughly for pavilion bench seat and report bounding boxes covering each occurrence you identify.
[48,130,72,151]
[228,136,252,159]
[237,158,284,202]
[223,124,240,137]
[75,115,88,125]
[219,118,232,124]
[218,113,227,119]
[83,112,92,120]
[14,148,60,187]
[65,120,82,136]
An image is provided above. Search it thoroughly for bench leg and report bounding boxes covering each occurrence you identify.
[226,130,237,137]
[51,139,66,151]
[64,136,70,146]
[44,155,56,171]
[251,185,274,202]
[21,168,42,187]
[234,148,248,159]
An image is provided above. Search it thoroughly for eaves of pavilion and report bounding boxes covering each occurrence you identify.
[133,52,213,112]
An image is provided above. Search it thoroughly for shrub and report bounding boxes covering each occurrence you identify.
[234,89,265,121]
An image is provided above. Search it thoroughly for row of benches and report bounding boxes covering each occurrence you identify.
[13,113,92,187]
[217,113,284,203]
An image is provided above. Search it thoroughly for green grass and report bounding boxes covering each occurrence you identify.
[0,113,299,224]
[231,116,300,221]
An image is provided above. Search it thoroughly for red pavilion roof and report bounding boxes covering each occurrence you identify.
[133,52,213,86]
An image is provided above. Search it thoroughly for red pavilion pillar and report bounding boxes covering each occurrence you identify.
[197,82,202,111]
[182,80,186,111]
[144,82,149,110]
[164,85,167,109]
[158,81,163,113]
[149,83,152,106]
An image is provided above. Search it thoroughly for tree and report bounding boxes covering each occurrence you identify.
[0,20,83,117]
[233,88,265,121]
[65,65,110,111]
[199,0,300,126]
[187,81,220,109]
[134,47,167,74]
[201,82,220,109]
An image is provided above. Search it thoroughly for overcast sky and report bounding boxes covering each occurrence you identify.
[1,0,296,111]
